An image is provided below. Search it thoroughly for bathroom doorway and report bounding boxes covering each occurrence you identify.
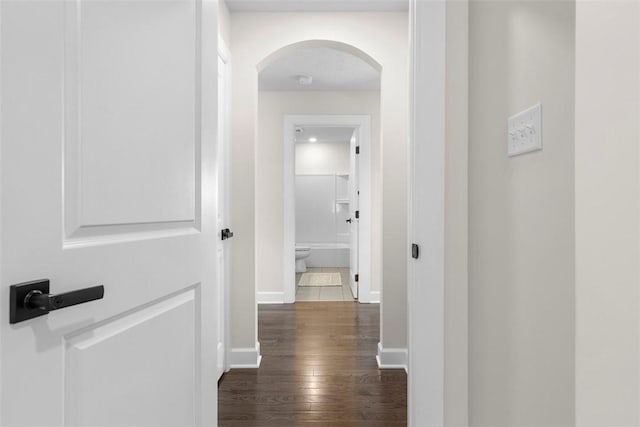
[293,125,356,301]
[282,115,373,303]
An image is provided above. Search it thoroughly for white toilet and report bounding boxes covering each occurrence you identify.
[295,246,311,273]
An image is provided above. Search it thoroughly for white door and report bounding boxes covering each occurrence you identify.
[216,47,231,380]
[0,1,219,426]
[349,130,360,299]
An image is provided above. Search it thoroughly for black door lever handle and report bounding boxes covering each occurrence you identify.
[346,218,352,224]
[25,285,104,312]
[10,279,104,324]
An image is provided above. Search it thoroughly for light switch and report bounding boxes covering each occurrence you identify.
[508,103,542,157]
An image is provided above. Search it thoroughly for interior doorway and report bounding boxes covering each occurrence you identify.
[232,14,403,399]
[292,125,357,302]
[255,41,380,305]
[222,3,454,425]
[283,115,372,303]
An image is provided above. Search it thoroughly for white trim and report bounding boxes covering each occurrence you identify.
[283,117,296,303]
[297,242,350,249]
[217,34,230,65]
[369,290,380,303]
[408,1,446,426]
[218,36,232,377]
[225,0,409,13]
[229,342,263,369]
[0,3,4,421]
[283,115,372,304]
[376,342,408,370]
[257,291,285,304]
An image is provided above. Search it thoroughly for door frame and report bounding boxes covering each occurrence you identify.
[283,114,372,303]
[407,0,451,426]
[217,35,231,377]
[218,2,458,425]
[0,3,4,421]
[348,129,360,300]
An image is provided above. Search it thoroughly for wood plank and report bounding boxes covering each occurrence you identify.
[218,302,407,426]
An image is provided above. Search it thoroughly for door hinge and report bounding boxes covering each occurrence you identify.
[355,210,359,219]
[221,228,234,240]
[355,274,359,282]
[355,146,360,154]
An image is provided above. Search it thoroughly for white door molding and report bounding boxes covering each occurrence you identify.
[408,0,447,426]
[283,114,372,303]
[217,35,232,378]
[349,128,360,300]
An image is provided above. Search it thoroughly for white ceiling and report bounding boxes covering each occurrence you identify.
[259,47,380,91]
[294,126,355,144]
[225,0,408,12]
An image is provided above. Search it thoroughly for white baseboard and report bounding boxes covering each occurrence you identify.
[369,290,381,303]
[257,291,284,304]
[376,342,407,370]
[229,342,262,368]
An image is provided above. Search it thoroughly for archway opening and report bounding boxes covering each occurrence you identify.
[256,40,381,306]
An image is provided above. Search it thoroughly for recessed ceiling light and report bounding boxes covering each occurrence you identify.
[308,137,317,143]
[297,75,313,86]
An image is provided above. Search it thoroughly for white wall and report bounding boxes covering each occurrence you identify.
[257,91,380,294]
[468,1,575,425]
[295,175,349,245]
[230,12,408,352]
[295,143,350,247]
[296,142,350,175]
[575,2,640,425]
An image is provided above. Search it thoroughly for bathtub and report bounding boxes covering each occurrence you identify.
[298,242,350,268]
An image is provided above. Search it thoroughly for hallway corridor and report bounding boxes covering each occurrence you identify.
[218,303,407,426]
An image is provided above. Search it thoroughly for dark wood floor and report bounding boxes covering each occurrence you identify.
[218,302,407,426]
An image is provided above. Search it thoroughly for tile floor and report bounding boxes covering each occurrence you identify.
[295,267,355,301]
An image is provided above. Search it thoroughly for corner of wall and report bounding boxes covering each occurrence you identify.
[257,291,285,304]
[376,342,408,371]
[369,290,381,303]
[229,342,262,369]
[575,2,640,425]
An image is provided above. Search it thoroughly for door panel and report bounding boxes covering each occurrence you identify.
[64,0,200,240]
[65,288,197,427]
[0,1,218,426]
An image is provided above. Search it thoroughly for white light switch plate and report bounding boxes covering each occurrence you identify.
[508,103,542,157]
